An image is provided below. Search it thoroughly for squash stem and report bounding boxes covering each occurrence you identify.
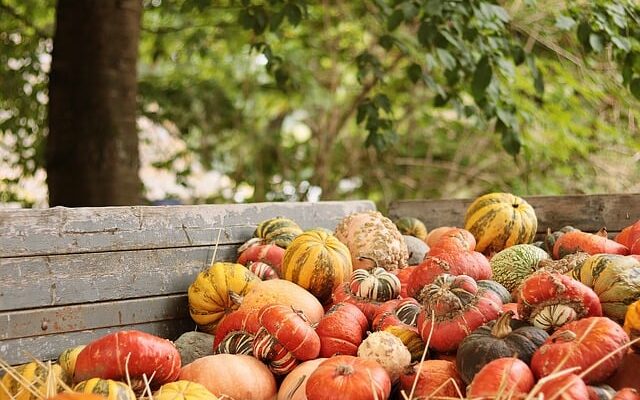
[490,310,514,338]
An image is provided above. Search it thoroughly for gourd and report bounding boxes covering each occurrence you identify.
[624,299,640,352]
[456,310,548,384]
[281,229,353,304]
[464,192,538,255]
[395,216,428,241]
[188,262,260,333]
[73,378,137,400]
[467,358,535,398]
[356,331,412,382]
[58,345,86,377]
[403,235,429,265]
[372,298,425,361]
[334,210,409,271]
[254,216,303,248]
[531,316,629,384]
[316,302,368,357]
[532,374,589,400]
[489,244,549,292]
[553,228,629,259]
[174,331,214,365]
[0,362,70,400]
[277,358,327,400]
[212,308,259,356]
[477,280,512,304]
[616,219,640,255]
[399,360,463,399]
[154,381,220,400]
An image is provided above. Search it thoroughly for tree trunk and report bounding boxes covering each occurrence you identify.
[46,0,143,206]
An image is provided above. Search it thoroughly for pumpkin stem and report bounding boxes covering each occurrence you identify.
[552,330,577,343]
[596,227,608,238]
[229,291,243,306]
[357,255,379,269]
[335,364,355,376]
[291,306,309,323]
[491,311,514,338]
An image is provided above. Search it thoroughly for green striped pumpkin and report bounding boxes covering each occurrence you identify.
[570,254,640,322]
[74,378,137,400]
[214,331,255,356]
[255,217,303,248]
[395,217,428,241]
[489,244,549,293]
[477,280,512,304]
[58,345,86,377]
[349,267,401,302]
[281,229,353,304]
[464,192,538,255]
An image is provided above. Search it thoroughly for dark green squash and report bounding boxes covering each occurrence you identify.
[455,310,549,384]
[477,280,512,304]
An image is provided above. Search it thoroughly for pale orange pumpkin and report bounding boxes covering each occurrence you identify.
[277,358,328,400]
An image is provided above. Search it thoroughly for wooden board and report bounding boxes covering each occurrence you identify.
[389,193,640,235]
[0,201,375,257]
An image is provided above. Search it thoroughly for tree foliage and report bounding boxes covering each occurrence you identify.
[1,0,639,208]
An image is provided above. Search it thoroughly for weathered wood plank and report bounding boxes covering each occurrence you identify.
[0,201,375,258]
[0,246,236,312]
[389,193,640,235]
[0,319,195,366]
[0,294,189,341]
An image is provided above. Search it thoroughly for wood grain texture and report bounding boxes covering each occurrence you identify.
[0,319,194,366]
[0,201,375,258]
[0,245,236,312]
[389,193,640,235]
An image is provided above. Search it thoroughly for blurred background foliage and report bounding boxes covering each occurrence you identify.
[1,0,639,211]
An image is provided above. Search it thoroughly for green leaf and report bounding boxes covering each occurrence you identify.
[527,55,544,97]
[436,48,456,70]
[379,34,394,50]
[270,11,285,31]
[611,36,631,52]
[238,9,254,30]
[284,4,302,26]
[589,33,603,53]
[577,21,591,50]
[501,128,522,156]
[374,93,392,113]
[387,9,404,31]
[555,15,576,31]
[417,21,433,46]
[424,0,443,17]
[631,78,640,100]
[253,7,268,34]
[471,56,492,102]
[406,63,422,83]
[512,45,526,65]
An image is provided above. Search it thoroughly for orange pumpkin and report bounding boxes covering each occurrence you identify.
[467,358,535,398]
[277,358,327,400]
[533,374,589,400]
[399,360,464,399]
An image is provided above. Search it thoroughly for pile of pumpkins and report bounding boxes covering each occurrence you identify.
[3,192,640,400]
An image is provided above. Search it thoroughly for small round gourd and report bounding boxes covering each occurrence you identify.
[395,217,428,241]
[154,380,220,400]
[58,345,86,377]
[489,244,549,292]
[254,217,303,248]
[357,331,411,382]
[349,267,401,302]
[74,378,137,400]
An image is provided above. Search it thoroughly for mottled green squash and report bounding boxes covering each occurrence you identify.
[489,244,549,292]
[571,254,640,322]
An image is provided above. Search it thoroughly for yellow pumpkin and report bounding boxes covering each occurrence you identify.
[464,192,538,255]
[154,381,220,400]
[58,345,86,377]
[624,299,640,352]
[73,379,136,400]
[188,262,260,334]
[281,229,353,304]
[0,362,69,400]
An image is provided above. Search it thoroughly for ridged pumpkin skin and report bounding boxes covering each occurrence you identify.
[281,229,353,304]
[464,192,538,255]
[571,254,640,322]
[623,299,640,352]
[489,244,550,293]
[477,280,512,304]
[531,317,629,384]
[399,360,464,399]
[0,362,70,400]
[212,308,260,356]
[316,302,368,358]
[456,311,548,384]
[395,217,428,241]
[58,345,86,377]
[188,262,260,333]
[467,358,535,398]
[73,379,137,400]
[334,210,409,271]
[154,381,220,400]
[255,217,303,248]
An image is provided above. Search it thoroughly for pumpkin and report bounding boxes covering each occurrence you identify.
[281,229,353,304]
[357,331,412,382]
[252,304,321,375]
[477,280,512,304]
[464,192,538,255]
[246,261,279,280]
[0,362,70,400]
[334,210,409,271]
[58,345,86,377]
[399,360,464,399]
[616,220,640,255]
[544,226,579,255]
[467,358,535,398]
[305,355,392,400]
[154,381,220,400]
[517,270,602,331]
[393,265,417,298]
[587,385,617,400]
[623,299,640,352]
[403,235,429,265]
[489,244,550,292]
[236,243,285,276]
[613,389,640,400]
[174,331,214,365]
[456,310,549,384]
[395,216,428,241]
[277,358,327,400]
[47,394,106,400]
[331,269,399,323]
[532,374,590,400]
[571,254,640,322]
[372,298,425,361]
[73,330,181,389]
[179,354,276,400]
[236,278,325,325]
[212,308,260,356]
[531,317,629,384]
[316,302,368,357]
[605,350,640,391]
[553,228,629,259]
[425,226,456,248]
[254,216,303,248]
[188,262,260,333]
[73,379,137,400]
[416,274,502,352]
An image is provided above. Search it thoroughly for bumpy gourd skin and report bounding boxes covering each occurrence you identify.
[489,244,549,292]
[335,211,409,272]
[357,331,411,382]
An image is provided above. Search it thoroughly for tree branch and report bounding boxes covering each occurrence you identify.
[0,0,51,39]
